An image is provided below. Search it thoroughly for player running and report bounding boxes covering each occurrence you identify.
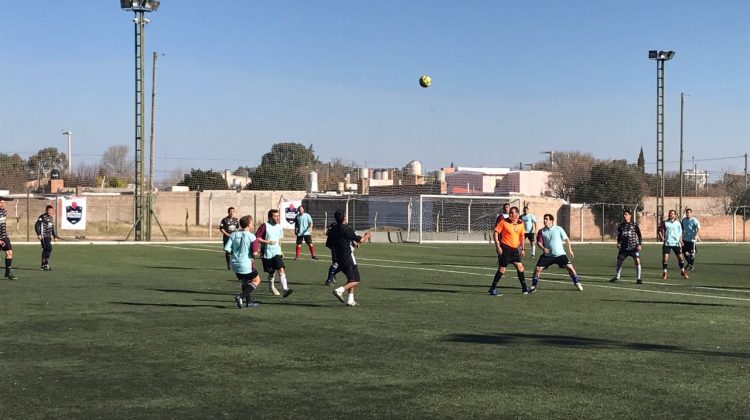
[329,210,372,306]
[610,210,643,284]
[258,209,293,297]
[520,206,538,257]
[0,198,18,279]
[488,206,530,296]
[658,209,688,280]
[225,215,276,309]
[529,214,582,293]
[681,208,701,270]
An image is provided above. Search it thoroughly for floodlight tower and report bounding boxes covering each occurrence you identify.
[648,50,675,228]
[121,0,160,241]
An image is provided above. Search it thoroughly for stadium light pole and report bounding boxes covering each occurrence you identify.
[541,151,554,169]
[120,0,160,241]
[61,130,72,173]
[649,50,675,228]
[679,92,685,214]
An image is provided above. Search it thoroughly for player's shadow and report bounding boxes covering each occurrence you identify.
[373,286,469,294]
[695,285,750,291]
[444,332,749,359]
[599,299,741,308]
[110,301,228,309]
[148,288,231,296]
[427,282,488,288]
[144,265,226,271]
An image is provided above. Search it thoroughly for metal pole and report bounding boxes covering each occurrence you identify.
[655,59,666,230]
[149,51,158,193]
[133,10,147,241]
[62,131,72,173]
[679,93,684,214]
[745,153,748,187]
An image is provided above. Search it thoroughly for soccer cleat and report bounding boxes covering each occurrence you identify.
[688,264,695,271]
[575,282,584,291]
[246,300,259,308]
[636,279,643,285]
[332,289,346,303]
[283,289,294,298]
[234,295,244,309]
[42,265,51,271]
[661,272,668,280]
[346,301,358,307]
[609,277,620,283]
[270,286,281,296]
[488,288,500,296]
[522,288,531,295]
[312,255,319,260]
[227,264,231,270]
[325,278,335,286]
[681,271,689,279]
[5,271,18,280]
[527,286,537,294]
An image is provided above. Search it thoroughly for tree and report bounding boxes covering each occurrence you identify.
[0,153,29,193]
[178,169,229,191]
[27,147,67,177]
[540,151,598,201]
[100,145,135,181]
[248,143,319,191]
[637,147,645,173]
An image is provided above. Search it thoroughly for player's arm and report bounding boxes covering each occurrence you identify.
[35,217,43,239]
[493,227,502,255]
[657,222,665,242]
[635,225,642,250]
[536,230,546,254]
[518,229,525,257]
[355,231,372,245]
[565,237,574,259]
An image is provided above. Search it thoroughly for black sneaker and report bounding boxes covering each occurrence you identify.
[636,279,643,285]
[234,295,244,309]
[283,289,294,298]
[5,271,17,280]
[42,265,51,271]
[246,300,259,308]
[488,288,500,296]
[527,286,537,294]
[312,255,319,260]
[325,278,335,286]
[609,277,619,283]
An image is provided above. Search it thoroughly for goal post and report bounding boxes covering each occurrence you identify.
[415,195,520,243]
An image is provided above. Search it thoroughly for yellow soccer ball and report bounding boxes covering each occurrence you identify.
[419,75,432,88]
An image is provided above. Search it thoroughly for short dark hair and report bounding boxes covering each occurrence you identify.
[268,209,279,219]
[544,213,554,221]
[334,210,345,224]
[685,208,692,213]
[509,206,520,214]
[46,205,54,210]
[228,207,235,212]
[502,203,510,208]
[623,210,631,216]
[239,215,252,229]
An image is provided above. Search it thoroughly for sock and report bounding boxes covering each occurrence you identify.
[531,276,539,287]
[491,271,503,289]
[295,245,301,258]
[309,244,316,257]
[531,244,536,255]
[517,271,528,290]
[571,274,579,284]
[662,263,668,272]
[335,286,345,294]
[615,264,622,278]
[636,265,642,280]
[678,262,685,271]
[4,258,11,274]
[242,282,257,300]
[280,273,288,290]
[347,291,355,304]
[225,252,230,265]
[327,263,338,281]
[268,274,275,288]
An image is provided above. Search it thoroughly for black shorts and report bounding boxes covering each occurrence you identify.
[497,245,522,267]
[296,235,313,245]
[618,249,640,259]
[525,232,535,241]
[536,254,571,269]
[262,255,285,273]
[662,245,682,256]
[682,241,696,254]
[0,237,11,251]
[222,236,230,246]
[338,254,361,283]
[235,270,259,282]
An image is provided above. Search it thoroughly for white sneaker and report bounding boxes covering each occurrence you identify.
[270,286,280,296]
[332,289,345,304]
[575,282,584,291]
[346,301,358,307]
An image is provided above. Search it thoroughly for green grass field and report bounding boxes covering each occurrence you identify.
[1,241,748,419]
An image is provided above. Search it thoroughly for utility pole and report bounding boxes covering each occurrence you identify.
[679,93,685,214]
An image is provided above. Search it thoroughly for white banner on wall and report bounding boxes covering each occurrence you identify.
[59,197,87,230]
[279,199,301,230]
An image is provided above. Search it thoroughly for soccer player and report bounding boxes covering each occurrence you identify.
[681,208,701,270]
[530,214,582,292]
[294,205,318,260]
[35,204,58,271]
[658,209,688,280]
[495,202,511,225]
[520,206,538,257]
[324,221,339,286]
[219,207,240,270]
[488,206,530,296]
[610,210,643,284]
[0,198,18,279]
[260,209,293,297]
[329,210,372,306]
[224,215,276,309]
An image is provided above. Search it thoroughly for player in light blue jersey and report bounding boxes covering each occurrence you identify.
[294,205,319,260]
[681,208,701,270]
[224,215,276,308]
[520,206,538,257]
[658,209,688,280]
[529,214,582,293]
[261,209,293,298]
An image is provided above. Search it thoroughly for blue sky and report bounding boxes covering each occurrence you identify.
[1,1,748,180]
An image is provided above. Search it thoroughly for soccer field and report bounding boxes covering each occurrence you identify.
[1,242,748,419]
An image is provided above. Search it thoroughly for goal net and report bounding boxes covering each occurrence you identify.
[414,195,520,243]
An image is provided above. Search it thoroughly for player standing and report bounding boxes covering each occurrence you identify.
[495,202,511,225]
[520,206,538,257]
[219,207,240,270]
[610,210,643,284]
[658,209,688,280]
[35,205,58,271]
[294,205,318,260]
[0,198,18,279]
[324,221,339,286]
[681,208,701,270]
[260,209,293,297]
[529,214,582,292]
[329,210,372,306]
[488,206,530,296]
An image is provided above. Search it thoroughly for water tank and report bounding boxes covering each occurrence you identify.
[438,170,446,182]
[308,171,318,193]
[382,170,389,181]
[373,170,382,180]
[405,160,423,176]
[337,182,345,192]
[50,169,61,180]
[360,167,369,179]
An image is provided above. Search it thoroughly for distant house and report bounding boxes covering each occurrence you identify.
[444,167,550,196]
[221,170,251,190]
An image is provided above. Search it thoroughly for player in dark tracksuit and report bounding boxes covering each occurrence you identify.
[324,222,339,286]
[219,207,240,270]
[35,205,58,271]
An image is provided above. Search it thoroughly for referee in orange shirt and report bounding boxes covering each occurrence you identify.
[488,206,530,296]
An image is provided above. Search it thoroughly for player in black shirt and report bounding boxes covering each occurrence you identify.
[328,210,372,306]
[219,207,240,269]
[610,210,643,284]
[0,198,18,279]
[35,205,58,271]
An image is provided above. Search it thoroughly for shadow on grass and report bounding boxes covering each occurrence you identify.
[373,286,469,294]
[144,266,227,271]
[426,282,489,288]
[445,332,750,359]
[148,288,230,296]
[600,299,741,308]
[695,285,750,291]
[110,301,228,309]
